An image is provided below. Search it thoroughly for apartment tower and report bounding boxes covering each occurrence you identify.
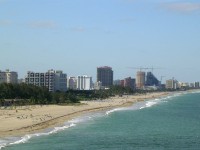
[97,66,113,87]
[25,69,67,92]
[77,75,92,90]
[0,69,18,84]
[136,71,145,89]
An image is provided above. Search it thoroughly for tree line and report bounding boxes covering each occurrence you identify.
[0,83,176,106]
[0,83,136,106]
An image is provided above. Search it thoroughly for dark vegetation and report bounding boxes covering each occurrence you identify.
[0,83,179,106]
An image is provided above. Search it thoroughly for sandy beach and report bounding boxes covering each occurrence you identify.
[0,92,169,138]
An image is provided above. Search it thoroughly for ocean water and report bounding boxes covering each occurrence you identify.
[1,91,200,150]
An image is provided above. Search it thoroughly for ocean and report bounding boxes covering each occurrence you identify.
[1,91,200,150]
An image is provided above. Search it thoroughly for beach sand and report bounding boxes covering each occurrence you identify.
[0,92,169,138]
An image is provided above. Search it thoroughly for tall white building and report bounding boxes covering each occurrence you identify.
[25,69,67,92]
[77,75,92,90]
[0,69,18,84]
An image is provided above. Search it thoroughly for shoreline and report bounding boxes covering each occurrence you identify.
[0,92,172,138]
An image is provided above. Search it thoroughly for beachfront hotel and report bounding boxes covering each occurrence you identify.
[25,69,67,92]
[77,75,92,90]
[0,69,18,84]
[97,66,113,88]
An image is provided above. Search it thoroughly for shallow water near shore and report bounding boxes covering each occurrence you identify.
[1,91,200,150]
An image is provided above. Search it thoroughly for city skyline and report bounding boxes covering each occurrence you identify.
[1,0,200,82]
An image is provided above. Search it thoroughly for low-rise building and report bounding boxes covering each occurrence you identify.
[113,80,121,86]
[94,81,102,90]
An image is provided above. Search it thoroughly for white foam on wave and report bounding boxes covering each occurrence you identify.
[139,92,190,110]
[106,107,129,115]
[190,90,200,94]
[0,111,108,149]
[0,140,7,149]
[140,99,160,110]
[0,123,77,150]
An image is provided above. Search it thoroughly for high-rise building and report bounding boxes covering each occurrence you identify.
[68,77,77,90]
[121,77,136,90]
[0,69,18,84]
[194,82,200,88]
[165,79,178,89]
[145,72,159,86]
[97,66,113,87]
[136,71,145,89]
[25,69,67,92]
[54,70,67,92]
[77,75,92,90]
[124,77,136,90]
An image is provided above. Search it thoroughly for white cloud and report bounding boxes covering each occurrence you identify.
[161,2,200,13]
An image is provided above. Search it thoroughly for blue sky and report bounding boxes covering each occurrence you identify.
[0,0,200,83]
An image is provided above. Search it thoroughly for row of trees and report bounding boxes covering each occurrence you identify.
[0,83,175,106]
[0,83,79,106]
[0,83,132,106]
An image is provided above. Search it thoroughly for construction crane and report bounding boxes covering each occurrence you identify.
[128,67,162,73]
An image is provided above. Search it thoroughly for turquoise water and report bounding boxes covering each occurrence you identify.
[1,92,200,150]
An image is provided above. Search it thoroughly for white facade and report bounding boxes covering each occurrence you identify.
[0,70,18,84]
[77,75,92,90]
[25,69,67,92]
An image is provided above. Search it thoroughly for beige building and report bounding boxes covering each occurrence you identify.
[166,79,178,89]
[136,71,145,89]
[0,69,18,84]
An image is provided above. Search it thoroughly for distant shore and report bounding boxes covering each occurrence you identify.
[0,92,170,138]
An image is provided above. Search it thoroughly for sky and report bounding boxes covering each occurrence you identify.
[0,0,200,83]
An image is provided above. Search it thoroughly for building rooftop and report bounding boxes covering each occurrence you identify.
[97,66,112,69]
